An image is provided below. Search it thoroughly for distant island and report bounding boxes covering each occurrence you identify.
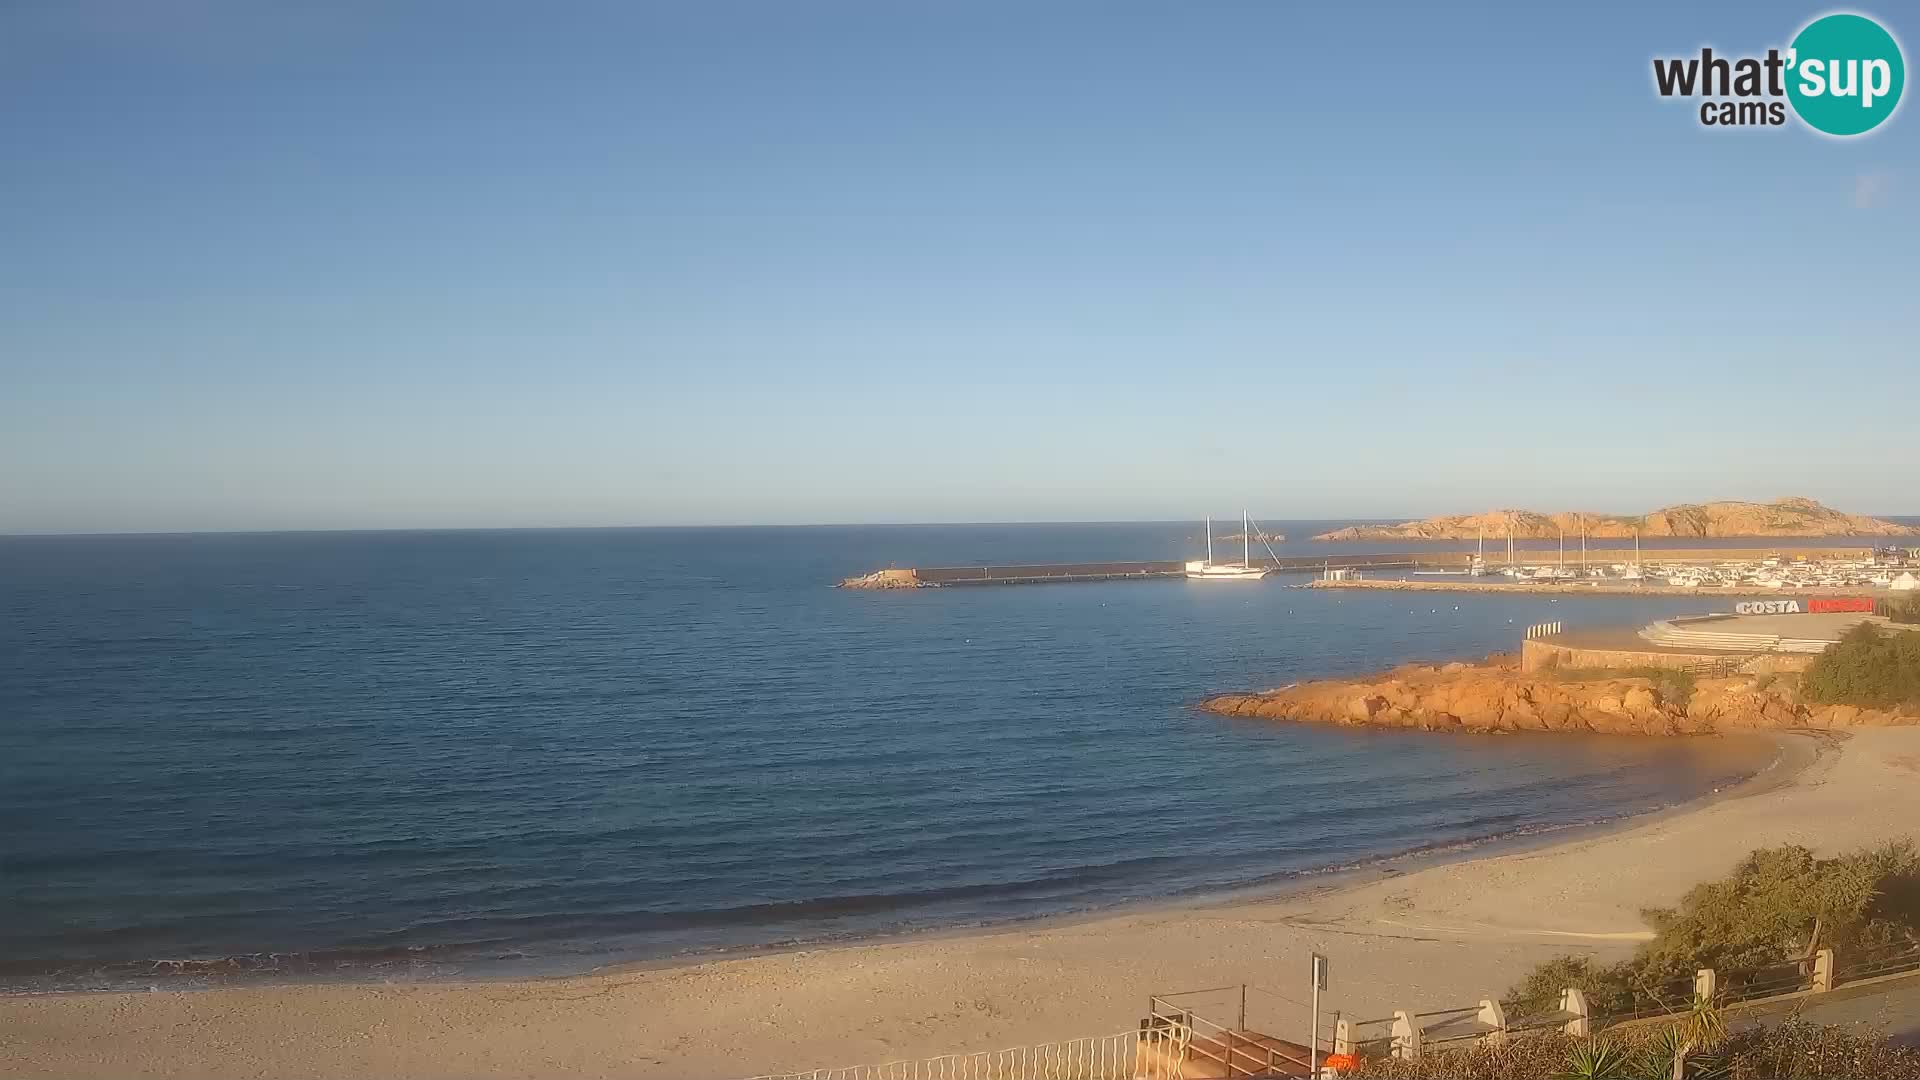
[1314,497,1919,541]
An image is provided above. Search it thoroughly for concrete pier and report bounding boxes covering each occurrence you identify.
[886,552,1478,588]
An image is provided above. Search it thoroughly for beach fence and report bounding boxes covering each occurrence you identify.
[744,942,1920,1079]
[1523,621,1562,640]
[1330,940,1920,1067]
[745,1030,1151,1080]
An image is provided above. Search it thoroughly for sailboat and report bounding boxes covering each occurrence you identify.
[1620,529,1645,581]
[1186,511,1271,581]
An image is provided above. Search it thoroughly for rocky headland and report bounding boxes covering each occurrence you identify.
[1202,656,1920,736]
[1314,497,1918,542]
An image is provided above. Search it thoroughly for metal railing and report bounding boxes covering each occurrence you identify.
[1333,939,1920,1066]
[1837,940,1920,983]
[1146,994,1314,1078]
[748,941,1920,1080]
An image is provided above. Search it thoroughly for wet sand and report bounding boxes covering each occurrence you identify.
[5,729,1917,1080]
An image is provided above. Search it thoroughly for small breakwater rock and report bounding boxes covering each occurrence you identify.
[838,568,923,590]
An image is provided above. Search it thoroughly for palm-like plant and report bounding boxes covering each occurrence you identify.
[1677,994,1726,1050]
[1639,1023,1730,1080]
[1560,1038,1635,1080]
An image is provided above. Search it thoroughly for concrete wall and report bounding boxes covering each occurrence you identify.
[1519,638,1814,674]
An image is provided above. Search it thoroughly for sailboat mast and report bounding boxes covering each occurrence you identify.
[1243,509,1251,568]
[1206,516,1214,564]
[1559,526,1565,573]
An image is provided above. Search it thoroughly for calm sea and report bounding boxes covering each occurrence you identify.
[0,523,1845,990]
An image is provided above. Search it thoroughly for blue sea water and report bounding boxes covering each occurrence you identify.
[0,524,1819,990]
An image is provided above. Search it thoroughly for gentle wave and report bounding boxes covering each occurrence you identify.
[0,525,1782,991]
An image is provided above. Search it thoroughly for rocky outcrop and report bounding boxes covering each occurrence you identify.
[1313,497,1918,541]
[838,568,922,590]
[1220,530,1286,544]
[1202,660,1920,735]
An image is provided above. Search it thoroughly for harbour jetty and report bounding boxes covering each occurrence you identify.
[840,545,1903,590]
[840,552,1475,588]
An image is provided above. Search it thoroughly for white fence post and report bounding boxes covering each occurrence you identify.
[1478,998,1508,1046]
[1391,1010,1422,1061]
[1694,967,1717,1002]
[1813,949,1835,992]
[1560,987,1591,1038]
[1333,1016,1354,1057]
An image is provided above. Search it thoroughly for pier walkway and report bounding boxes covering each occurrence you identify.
[908,552,1473,587]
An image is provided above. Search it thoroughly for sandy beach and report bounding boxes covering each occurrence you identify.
[5,728,1917,1080]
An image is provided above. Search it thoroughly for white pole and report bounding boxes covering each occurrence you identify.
[1206,516,1213,564]
[1310,954,1327,1078]
[1243,509,1251,568]
[1311,980,1320,1078]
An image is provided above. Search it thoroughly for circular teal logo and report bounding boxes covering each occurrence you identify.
[1786,13,1905,136]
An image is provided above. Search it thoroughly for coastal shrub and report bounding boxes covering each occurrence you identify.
[1504,841,1920,1020]
[1800,623,1920,709]
[1342,1022,1920,1080]
[1717,1019,1920,1079]
[1546,665,1696,708]
[1342,1032,1578,1079]
[1883,595,1920,625]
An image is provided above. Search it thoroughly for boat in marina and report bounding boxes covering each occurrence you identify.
[1186,512,1270,581]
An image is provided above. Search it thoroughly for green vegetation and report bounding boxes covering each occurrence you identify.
[1505,841,1920,1020]
[1354,845,1920,1079]
[1800,623,1920,710]
[1880,594,1920,625]
[1346,1022,1920,1079]
[1546,665,1697,708]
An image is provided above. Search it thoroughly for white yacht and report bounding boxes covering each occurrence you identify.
[1186,512,1271,581]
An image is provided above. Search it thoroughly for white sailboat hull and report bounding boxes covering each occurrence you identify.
[1188,511,1271,579]
[1185,565,1270,581]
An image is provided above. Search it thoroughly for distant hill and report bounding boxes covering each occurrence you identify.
[1313,498,1919,541]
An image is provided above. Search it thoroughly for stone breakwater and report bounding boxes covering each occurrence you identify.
[1201,658,1919,736]
[839,568,923,590]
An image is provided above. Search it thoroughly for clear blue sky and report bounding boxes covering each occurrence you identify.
[3,1,1914,533]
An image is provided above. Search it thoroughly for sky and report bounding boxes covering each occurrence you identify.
[2,1,1915,533]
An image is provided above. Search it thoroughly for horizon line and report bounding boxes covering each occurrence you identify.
[4,513,1918,541]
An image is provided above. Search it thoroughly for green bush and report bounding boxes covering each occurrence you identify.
[1505,841,1920,1020]
[1344,1022,1920,1080]
[1879,594,1920,625]
[1800,623,1920,709]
